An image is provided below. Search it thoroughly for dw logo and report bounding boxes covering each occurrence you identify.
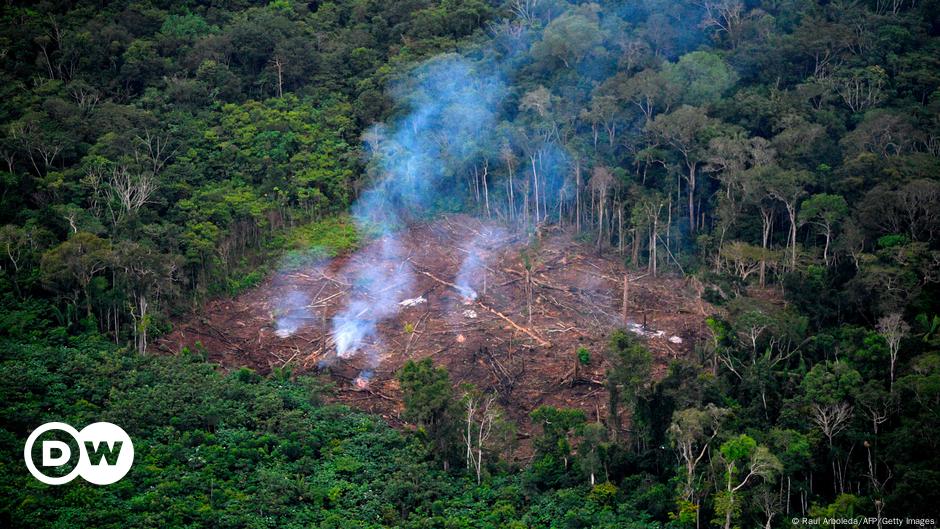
[23,422,134,485]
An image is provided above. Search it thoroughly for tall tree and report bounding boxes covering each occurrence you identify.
[799,193,848,267]
[648,105,721,232]
[398,359,459,470]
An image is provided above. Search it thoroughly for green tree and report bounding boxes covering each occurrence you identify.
[648,105,722,231]
[398,358,459,470]
[530,10,606,70]
[40,232,112,319]
[605,330,652,445]
[668,404,730,521]
[800,194,848,267]
[714,434,781,529]
[662,51,738,107]
[529,405,586,487]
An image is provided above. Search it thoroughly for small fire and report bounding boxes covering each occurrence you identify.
[457,286,478,304]
[354,369,373,389]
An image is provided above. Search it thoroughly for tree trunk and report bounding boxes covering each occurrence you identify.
[622,274,629,325]
[482,161,490,218]
[618,204,624,255]
[575,162,581,233]
[632,229,640,268]
[687,163,697,232]
[760,207,773,287]
[539,150,548,222]
[82,283,92,318]
[651,215,658,277]
[507,161,515,223]
[787,203,797,270]
[137,294,148,354]
[531,155,540,224]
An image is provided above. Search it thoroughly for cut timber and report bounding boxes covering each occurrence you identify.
[476,301,552,348]
[622,274,628,325]
[417,269,552,348]
[621,273,650,324]
[417,269,465,293]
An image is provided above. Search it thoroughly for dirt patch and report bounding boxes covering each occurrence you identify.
[156,214,712,450]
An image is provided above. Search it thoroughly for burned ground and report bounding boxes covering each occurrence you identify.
[156,215,713,451]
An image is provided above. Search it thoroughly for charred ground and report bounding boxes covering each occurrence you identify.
[156,215,712,448]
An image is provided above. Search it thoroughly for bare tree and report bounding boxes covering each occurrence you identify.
[462,390,500,484]
[134,130,176,176]
[9,119,63,175]
[509,0,540,25]
[68,81,100,115]
[877,313,910,392]
[754,485,782,529]
[832,66,887,113]
[811,401,855,494]
[865,440,893,529]
[698,0,747,47]
[85,163,157,225]
[271,55,285,98]
[811,402,853,448]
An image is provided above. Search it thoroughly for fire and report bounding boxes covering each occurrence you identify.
[353,369,374,389]
[458,286,478,304]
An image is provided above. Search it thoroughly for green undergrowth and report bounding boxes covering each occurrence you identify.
[274,215,362,270]
[0,332,661,529]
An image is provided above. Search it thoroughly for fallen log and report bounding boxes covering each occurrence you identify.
[417,269,466,292]
[417,269,552,348]
[475,301,552,348]
[502,268,569,293]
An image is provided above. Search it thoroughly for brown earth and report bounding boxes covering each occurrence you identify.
[155,214,713,451]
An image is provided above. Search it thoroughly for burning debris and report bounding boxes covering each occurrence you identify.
[457,287,478,303]
[274,290,312,338]
[627,321,666,339]
[333,309,373,359]
[331,237,413,363]
[454,226,508,304]
[313,57,503,377]
[354,369,374,389]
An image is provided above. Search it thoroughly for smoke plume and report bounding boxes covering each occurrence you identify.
[329,55,505,362]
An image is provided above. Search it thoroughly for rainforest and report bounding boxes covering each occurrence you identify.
[1,0,939,528]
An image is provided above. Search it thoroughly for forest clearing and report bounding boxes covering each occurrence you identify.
[157,214,711,443]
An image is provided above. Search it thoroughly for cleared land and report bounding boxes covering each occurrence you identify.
[156,214,712,446]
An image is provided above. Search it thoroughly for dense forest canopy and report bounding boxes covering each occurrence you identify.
[1,0,939,527]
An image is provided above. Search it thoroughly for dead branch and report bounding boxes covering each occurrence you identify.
[476,301,552,348]
[417,269,552,348]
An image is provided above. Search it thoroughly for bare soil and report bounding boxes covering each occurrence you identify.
[156,214,713,451]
